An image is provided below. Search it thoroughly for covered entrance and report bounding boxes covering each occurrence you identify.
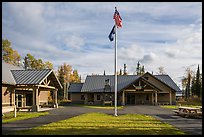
[11,69,62,112]
[126,94,135,105]
[87,93,94,104]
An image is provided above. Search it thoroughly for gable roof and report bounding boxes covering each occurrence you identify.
[11,69,62,89]
[120,76,163,92]
[81,75,139,92]
[144,72,182,93]
[2,61,24,85]
[79,72,181,93]
[154,75,182,92]
[11,69,52,84]
[68,83,84,93]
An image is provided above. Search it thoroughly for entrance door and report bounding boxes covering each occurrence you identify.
[87,93,94,102]
[127,94,135,105]
[26,94,33,106]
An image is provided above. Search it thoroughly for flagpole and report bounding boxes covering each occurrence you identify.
[114,15,118,117]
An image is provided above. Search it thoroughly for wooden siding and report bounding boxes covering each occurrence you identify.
[39,90,50,105]
[2,85,15,107]
[71,93,85,104]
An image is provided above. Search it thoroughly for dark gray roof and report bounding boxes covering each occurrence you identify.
[11,69,62,89]
[80,73,181,93]
[154,75,182,92]
[2,61,24,85]
[11,69,52,84]
[68,83,84,92]
[81,75,139,92]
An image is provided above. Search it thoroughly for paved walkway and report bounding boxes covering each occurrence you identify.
[2,105,202,135]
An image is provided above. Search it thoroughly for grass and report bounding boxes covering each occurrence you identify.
[11,112,186,135]
[64,104,124,109]
[2,111,49,123]
[82,105,124,109]
[161,105,202,109]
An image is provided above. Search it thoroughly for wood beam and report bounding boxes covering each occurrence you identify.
[37,85,55,89]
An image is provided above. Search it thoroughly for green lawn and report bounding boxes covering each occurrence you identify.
[11,112,186,135]
[160,105,202,109]
[2,111,49,123]
[65,104,124,109]
[82,105,124,109]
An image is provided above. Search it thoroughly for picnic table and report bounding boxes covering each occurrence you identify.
[16,106,32,112]
[173,106,202,118]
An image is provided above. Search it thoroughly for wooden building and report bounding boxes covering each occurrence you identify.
[2,61,62,112]
[68,72,182,106]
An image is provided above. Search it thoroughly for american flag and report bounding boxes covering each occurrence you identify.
[113,7,122,28]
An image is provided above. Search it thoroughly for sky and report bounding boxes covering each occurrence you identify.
[2,2,202,88]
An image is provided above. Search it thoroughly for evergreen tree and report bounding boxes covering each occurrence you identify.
[141,66,145,75]
[185,73,191,99]
[191,76,196,96]
[195,65,201,97]
[57,66,65,100]
[103,70,106,76]
[134,61,145,75]
[136,61,140,75]
[119,69,122,75]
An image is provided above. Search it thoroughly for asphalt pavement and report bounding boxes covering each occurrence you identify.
[2,105,202,135]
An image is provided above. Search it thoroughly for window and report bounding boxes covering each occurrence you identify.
[81,95,85,100]
[97,95,100,100]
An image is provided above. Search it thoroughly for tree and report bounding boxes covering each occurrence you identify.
[44,61,53,69]
[195,65,201,97]
[119,69,122,75]
[157,66,166,75]
[26,53,36,69]
[185,73,191,99]
[62,63,73,83]
[181,77,187,96]
[103,70,106,76]
[70,70,81,83]
[2,39,21,66]
[24,53,53,70]
[57,65,65,100]
[191,76,196,96]
[182,66,195,100]
[134,61,145,75]
[57,63,81,100]
[141,66,145,75]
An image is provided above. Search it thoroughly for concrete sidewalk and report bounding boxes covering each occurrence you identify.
[2,105,202,135]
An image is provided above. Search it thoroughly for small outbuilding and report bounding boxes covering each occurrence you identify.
[2,61,62,112]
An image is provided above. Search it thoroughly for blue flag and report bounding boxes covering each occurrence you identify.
[108,25,115,42]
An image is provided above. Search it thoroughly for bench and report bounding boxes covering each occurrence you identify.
[87,102,94,105]
[158,102,170,105]
[17,107,32,112]
[40,104,53,108]
[103,101,112,106]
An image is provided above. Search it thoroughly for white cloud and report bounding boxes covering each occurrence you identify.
[118,44,144,61]
[7,2,46,38]
[2,2,202,85]
[64,35,85,50]
[140,53,157,63]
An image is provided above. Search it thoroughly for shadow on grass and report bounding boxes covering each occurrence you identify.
[8,126,186,135]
